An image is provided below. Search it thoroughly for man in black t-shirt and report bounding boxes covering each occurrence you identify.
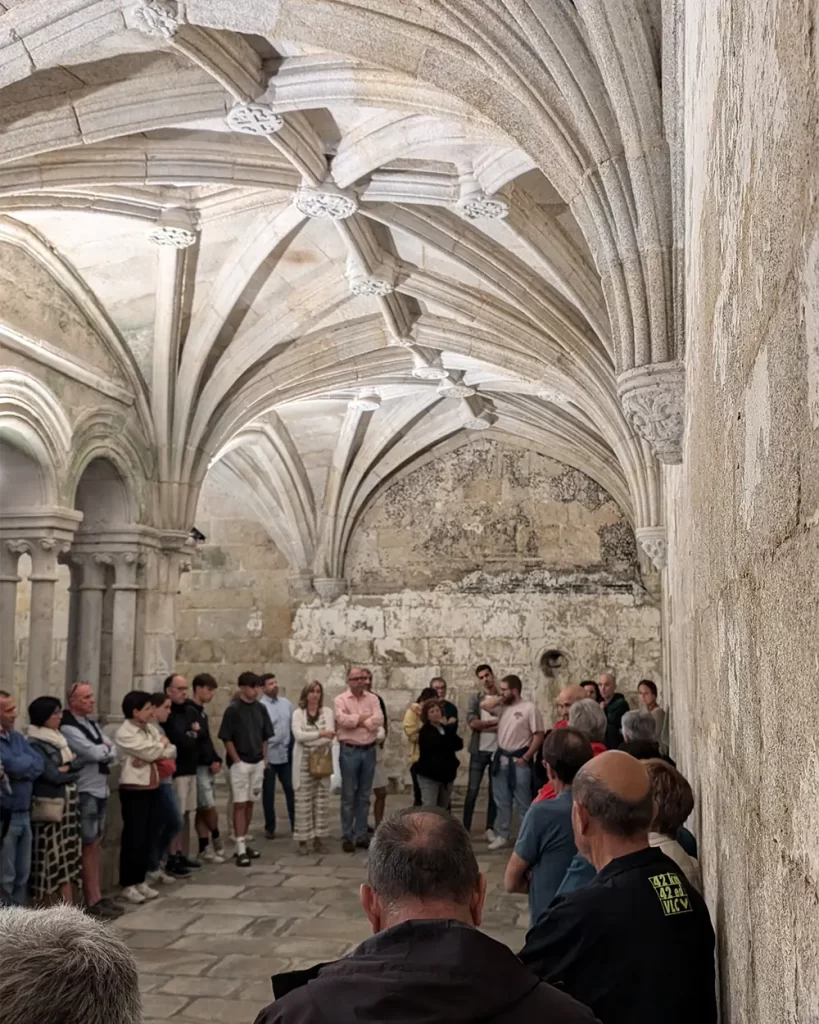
[218,673,273,866]
[519,751,716,1024]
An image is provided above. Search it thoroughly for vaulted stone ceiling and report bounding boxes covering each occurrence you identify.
[0,0,680,579]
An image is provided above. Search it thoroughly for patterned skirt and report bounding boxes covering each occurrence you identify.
[30,785,82,900]
[293,756,330,843]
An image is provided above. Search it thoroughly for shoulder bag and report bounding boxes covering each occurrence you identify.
[30,796,65,824]
[307,711,333,777]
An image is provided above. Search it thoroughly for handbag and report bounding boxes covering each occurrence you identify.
[307,748,333,778]
[30,796,65,824]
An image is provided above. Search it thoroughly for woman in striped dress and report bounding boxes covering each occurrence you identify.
[292,682,335,855]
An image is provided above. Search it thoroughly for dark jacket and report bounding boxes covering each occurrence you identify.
[163,700,201,776]
[0,730,44,811]
[602,693,629,749]
[520,847,717,1024]
[415,724,463,784]
[256,919,599,1024]
[191,701,222,767]
[28,738,81,799]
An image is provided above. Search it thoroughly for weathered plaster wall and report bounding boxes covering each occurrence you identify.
[179,441,661,784]
[668,2,819,1019]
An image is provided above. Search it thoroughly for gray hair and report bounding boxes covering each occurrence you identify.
[0,905,141,1024]
[568,698,607,743]
[368,807,479,911]
[621,710,657,743]
[573,760,654,837]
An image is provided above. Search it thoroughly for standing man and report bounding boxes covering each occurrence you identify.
[463,664,499,840]
[504,728,593,926]
[599,672,629,749]
[219,672,273,866]
[554,686,586,729]
[61,682,120,918]
[430,677,459,733]
[334,667,383,852]
[363,669,388,829]
[483,675,544,851]
[190,674,224,863]
[260,672,295,840]
[519,753,717,1023]
[0,691,43,906]
[162,674,202,874]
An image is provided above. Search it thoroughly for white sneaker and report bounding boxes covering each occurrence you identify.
[136,882,159,900]
[484,829,498,843]
[121,885,146,904]
[202,848,226,864]
[487,836,508,851]
[146,870,175,885]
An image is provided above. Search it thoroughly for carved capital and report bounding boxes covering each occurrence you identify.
[457,191,509,221]
[5,539,31,556]
[294,183,358,220]
[438,379,476,399]
[131,0,180,39]
[636,526,668,571]
[617,361,685,465]
[148,224,197,248]
[313,577,347,602]
[345,255,397,297]
[226,102,284,136]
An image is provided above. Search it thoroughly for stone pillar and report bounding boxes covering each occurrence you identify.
[133,539,192,691]
[107,552,142,721]
[27,538,65,701]
[0,542,23,691]
[72,553,111,689]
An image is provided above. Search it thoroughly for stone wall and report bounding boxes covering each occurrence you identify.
[668,1,819,1019]
[178,440,662,785]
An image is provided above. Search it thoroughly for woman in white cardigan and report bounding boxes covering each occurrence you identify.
[292,682,335,855]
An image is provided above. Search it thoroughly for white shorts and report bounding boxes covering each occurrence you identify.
[229,760,265,803]
[373,744,387,791]
[173,774,197,814]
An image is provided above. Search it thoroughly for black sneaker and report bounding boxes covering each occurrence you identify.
[246,845,261,860]
[342,839,355,853]
[235,851,251,867]
[180,855,202,870]
[264,830,276,840]
[84,900,122,920]
[355,836,371,850]
[165,855,192,878]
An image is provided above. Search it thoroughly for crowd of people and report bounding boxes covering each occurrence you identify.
[1,661,717,1023]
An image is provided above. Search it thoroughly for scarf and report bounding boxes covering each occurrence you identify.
[28,725,75,764]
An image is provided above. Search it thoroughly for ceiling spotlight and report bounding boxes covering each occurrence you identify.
[438,380,476,399]
[350,392,381,412]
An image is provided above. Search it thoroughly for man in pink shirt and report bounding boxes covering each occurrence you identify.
[334,668,384,852]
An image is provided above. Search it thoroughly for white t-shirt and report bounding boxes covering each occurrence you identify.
[479,707,499,754]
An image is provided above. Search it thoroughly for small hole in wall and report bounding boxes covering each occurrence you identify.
[737,412,742,421]
[540,649,568,678]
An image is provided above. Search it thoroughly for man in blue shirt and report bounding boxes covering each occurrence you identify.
[260,673,295,839]
[0,691,43,906]
[504,727,593,926]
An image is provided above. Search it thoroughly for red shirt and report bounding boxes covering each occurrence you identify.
[533,741,607,803]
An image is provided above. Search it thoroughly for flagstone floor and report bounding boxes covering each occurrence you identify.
[116,795,529,1023]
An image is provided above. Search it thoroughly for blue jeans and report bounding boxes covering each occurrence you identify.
[462,751,497,833]
[148,782,183,872]
[340,744,376,843]
[0,810,32,905]
[263,761,295,834]
[493,759,533,840]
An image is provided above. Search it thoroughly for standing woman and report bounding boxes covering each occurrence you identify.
[114,691,176,904]
[638,680,668,755]
[26,696,82,905]
[403,687,438,806]
[292,682,335,855]
[415,699,464,810]
[145,692,183,886]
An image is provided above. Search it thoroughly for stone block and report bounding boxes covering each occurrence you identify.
[280,873,341,889]
[184,913,257,934]
[117,909,200,932]
[133,951,218,977]
[160,977,240,998]
[183,999,267,1022]
[140,994,191,1019]
[173,884,246,900]
[207,954,291,978]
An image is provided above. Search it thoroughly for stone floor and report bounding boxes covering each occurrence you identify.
[116,795,529,1023]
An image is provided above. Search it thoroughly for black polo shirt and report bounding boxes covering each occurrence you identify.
[519,846,717,1024]
[218,698,273,765]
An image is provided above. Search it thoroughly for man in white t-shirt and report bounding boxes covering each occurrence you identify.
[463,664,499,840]
[482,675,544,850]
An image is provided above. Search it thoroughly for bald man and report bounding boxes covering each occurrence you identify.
[519,752,716,1024]
[553,686,586,730]
[598,672,629,748]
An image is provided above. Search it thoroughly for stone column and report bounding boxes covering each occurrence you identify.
[72,553,112,689]
[0,542,24,690]
[107,552,142,722]
[27,538,65,700]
